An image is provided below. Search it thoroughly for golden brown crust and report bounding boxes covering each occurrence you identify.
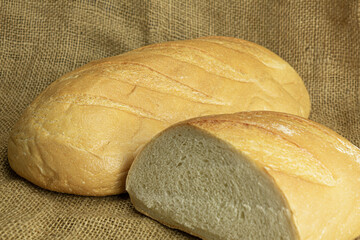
[8,37,310,196]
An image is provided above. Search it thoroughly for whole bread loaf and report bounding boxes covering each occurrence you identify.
[126,111,360,240]
[8,36,310,196]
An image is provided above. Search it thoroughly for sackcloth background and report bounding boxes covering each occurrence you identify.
[1,0,359,239]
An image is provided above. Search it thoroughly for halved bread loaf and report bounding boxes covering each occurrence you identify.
[8,36,310,196]
[126,111,360,240]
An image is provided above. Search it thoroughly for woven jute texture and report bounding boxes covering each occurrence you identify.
[1,0,359,239]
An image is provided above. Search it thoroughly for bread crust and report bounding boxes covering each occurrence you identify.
[8,36,310,196]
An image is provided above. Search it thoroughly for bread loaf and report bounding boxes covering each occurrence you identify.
[126,111,360,240]
[8,36,310,196]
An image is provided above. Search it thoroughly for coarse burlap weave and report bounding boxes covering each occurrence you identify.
[1,1,359,239]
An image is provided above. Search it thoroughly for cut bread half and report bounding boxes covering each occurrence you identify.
[126,111,360,240]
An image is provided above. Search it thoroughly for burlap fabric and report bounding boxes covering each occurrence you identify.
[1,1,359,239]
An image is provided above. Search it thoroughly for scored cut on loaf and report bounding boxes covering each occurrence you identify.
[8,36,310,196]
[126,111,360,240]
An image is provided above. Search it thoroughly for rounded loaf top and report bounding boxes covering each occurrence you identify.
[8,36,311,196]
